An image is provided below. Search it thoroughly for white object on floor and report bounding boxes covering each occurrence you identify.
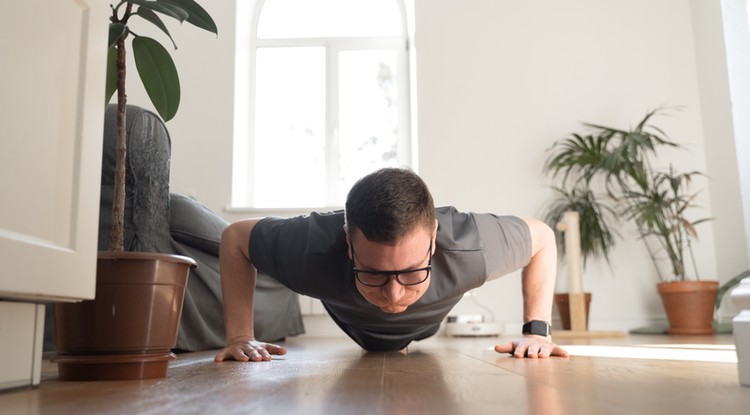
[445,321,502,337]
[446,314,485,324]
[731,277,750,387]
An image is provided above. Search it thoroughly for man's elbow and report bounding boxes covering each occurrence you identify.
[221,219,259,261]
[522,217,556,257]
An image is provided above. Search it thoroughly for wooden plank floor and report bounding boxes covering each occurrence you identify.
[1,334,749,414]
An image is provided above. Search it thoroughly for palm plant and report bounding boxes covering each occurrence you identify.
[542,184,618,267]
[543,108,710,282]
[621,166,710,280]
[106,0,217,251]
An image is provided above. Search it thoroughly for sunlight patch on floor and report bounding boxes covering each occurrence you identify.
[639,343,736,350]
[562,344,738,363]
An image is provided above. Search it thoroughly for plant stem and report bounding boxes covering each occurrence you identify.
[107,2,132,252]
[688,238,700,280]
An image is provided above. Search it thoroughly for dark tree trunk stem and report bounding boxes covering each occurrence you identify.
[107,3,133,252]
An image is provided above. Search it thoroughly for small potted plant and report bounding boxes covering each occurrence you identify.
[542,131,621,329]
[543,108,716,334]
[540,184,618,329]
[621,164,715,334]
[54,0,217,380]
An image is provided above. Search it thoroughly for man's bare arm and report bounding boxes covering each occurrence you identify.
[214,219,287,362]
[494,217,569,358]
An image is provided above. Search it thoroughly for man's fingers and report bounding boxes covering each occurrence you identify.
[214,341,288,363]
[537,344,552,358]
[214,350,227,362]
[265,343,288,356]
[494,341,529,357]
[494,340,568,359]
[513,343,528,358]
[526,344,541,359]
[494,342,515,354]
[214,347,249,362]
[552,345,570,358]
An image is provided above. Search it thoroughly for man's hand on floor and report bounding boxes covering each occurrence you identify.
[214,337,288,362]
[494,335,569,358]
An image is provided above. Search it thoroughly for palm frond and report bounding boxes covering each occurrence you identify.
[541,107,711,281]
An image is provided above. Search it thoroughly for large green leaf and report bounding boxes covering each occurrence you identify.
[105,46,118,106]
[159,0,218,34]
[132,36,180,121]
[136,7,178,49]
[108,23,127,48]
[128,0,189,22]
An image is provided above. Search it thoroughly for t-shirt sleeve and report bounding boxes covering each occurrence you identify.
[473,214,532,280]
[248,215,310,291]
[248,212,348,295]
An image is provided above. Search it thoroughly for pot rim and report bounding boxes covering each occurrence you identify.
[98,250,197,269]
[657,280,718,294]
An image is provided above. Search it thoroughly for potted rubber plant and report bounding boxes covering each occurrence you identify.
[54,0,217,380]
[544,108,716,334]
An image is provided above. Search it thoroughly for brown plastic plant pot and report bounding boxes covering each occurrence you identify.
[55,251,197,356]
[54,352,176,381]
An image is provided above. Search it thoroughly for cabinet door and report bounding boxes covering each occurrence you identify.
[0,0,107,301]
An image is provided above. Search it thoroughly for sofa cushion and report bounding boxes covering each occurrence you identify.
[169,193,228,256]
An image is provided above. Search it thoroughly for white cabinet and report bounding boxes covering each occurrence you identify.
[0,303,45,390]
[0,0,108,389]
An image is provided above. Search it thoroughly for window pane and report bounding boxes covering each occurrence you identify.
[258,0,402,38]
[338,50,400,202]
[253,47,326,208]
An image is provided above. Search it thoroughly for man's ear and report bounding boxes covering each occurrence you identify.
[344,224,352,259]
[432,219,439,252]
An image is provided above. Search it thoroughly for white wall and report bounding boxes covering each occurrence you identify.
[124,0,748,333]
[119,1,238,219]
[415,0,723,331]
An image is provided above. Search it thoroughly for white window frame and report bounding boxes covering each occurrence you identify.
[230,0,414,214]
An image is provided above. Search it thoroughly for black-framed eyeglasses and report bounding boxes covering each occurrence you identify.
[351,240,433,287]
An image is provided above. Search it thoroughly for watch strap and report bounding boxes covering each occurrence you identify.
[522,320,551,337]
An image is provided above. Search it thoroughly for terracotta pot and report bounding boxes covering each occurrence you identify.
[657,280,718,335]
[553,292,591,330]
[54,251,196,380]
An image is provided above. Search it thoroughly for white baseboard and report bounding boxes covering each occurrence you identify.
[299,314,347,338]
[298,312,672,338]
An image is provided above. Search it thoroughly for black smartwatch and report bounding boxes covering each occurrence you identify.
[522,320,551,337]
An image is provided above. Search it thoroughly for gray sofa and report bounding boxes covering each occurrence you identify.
[45,104,304,351]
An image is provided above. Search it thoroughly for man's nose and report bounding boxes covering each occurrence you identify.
[382,276,405,301]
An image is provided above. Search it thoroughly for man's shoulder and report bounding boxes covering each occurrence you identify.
[435,207,527,250]
[254,210,347,254]
[435,206,500,229]
[435,206,522,226]
[256,210,345,230]
[435,206,481,250]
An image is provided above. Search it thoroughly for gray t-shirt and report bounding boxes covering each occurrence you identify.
[249,206,531,351]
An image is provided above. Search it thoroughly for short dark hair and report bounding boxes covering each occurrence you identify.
[345,168,435,243]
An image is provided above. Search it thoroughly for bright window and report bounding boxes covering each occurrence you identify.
[232,0,413,209]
